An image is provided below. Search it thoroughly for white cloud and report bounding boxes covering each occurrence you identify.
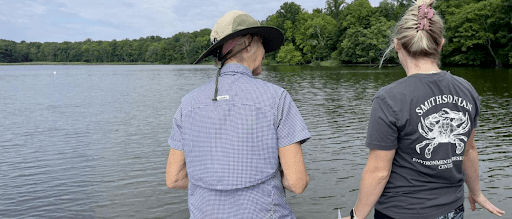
[0,0,383,42]
[0,0,47,23]
[49,0,179,39]
[54,0,176,25]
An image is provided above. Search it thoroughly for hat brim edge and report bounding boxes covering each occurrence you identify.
[193,26,284,64]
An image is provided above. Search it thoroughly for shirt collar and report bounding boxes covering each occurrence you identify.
[220,63,254,78]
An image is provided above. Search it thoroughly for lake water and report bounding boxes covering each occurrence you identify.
[0,65,510,219]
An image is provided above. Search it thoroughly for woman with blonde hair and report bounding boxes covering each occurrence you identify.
[341,0,506,218]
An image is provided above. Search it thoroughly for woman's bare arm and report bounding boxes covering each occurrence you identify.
[350,148,395,219]
[279,142,309,194]
[463,130,505,216]
[165,148,189,189]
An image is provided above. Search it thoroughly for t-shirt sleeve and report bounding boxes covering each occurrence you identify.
[276,90,311,148]
[168,105,184,151]
[365,96,399,150]
[473,94,481,130]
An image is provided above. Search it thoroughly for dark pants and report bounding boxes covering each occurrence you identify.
[374,204,464,219]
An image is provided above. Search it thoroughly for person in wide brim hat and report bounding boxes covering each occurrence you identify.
[193,10,284,65]
[167,10,311,219]
[193,10,285,101]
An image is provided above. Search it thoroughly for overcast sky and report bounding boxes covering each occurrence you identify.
[1,0,382,43]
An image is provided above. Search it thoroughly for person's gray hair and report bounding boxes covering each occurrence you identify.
[215,35,250,67]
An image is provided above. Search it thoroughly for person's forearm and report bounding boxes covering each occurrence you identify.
[166,169,189,189]
[173,177,189,189]
[463,146,481,195]
[165,148,189,190]
[279,143,309,194]
[281,169,309,194]
[349,149,395,219]
[353,168,390,219]
[281,173,293,192]
[281,169,292,191]
[171,168,189,189]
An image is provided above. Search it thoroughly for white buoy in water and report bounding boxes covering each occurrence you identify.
[54,71,56,74]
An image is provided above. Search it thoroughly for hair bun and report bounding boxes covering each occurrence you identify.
[379,0,444,67]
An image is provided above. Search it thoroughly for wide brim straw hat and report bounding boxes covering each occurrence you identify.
[193,10,284,64]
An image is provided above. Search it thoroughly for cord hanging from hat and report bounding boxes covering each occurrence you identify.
[212,36,254,101]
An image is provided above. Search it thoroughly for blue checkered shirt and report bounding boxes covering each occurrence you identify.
[169,63,310,218]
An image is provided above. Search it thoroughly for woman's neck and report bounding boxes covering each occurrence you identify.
[224,57,256,72]
[401,56,441,76]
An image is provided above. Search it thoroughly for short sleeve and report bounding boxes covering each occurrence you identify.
[276,90,311,148]
[473,94,481,130]
[365,96,399,150]
[168,105,184,150]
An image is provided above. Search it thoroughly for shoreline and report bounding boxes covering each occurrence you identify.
[0,62,160,66]
[0,61,400,67]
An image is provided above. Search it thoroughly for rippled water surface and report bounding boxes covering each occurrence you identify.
[0,65,510,218]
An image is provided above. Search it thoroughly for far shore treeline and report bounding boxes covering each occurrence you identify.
[1,0,511,67]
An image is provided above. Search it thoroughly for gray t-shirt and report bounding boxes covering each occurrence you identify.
[366,71,480,219]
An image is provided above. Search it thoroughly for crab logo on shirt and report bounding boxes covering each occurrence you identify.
[416,108,470,158]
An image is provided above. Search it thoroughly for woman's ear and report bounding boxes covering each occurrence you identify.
[244,36,250,47]
[245,35,257,54]
[394,38,401,52]
[438,38,445,52]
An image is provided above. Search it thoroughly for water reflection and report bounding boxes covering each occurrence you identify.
[0,65,509,219]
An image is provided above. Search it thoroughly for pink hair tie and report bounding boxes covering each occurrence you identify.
[418,4,434,31]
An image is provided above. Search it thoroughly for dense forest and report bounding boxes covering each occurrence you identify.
[1,0,511,67]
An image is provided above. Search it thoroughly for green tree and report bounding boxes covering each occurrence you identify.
[333,0,375,62]
[145,43,160,63]
[0,40,17,63]
[334,0,394,64]
[295,11,337,63]
[55,41,72,62]
[325,0,347,21]
[38,42,60,62]
[338,17,395,64]
[264,2,313,64]
[338,0,375,30]
[117,39,138,62]
[376,0,399,21]
[182,28,211,64]
[109,40,120,62]
[65,42,82,62]
[13,41,31,62]
[158,40,173,63]
[443,0,511,67]
[264,2,305,44]
[277,43,302,64]
[390,0,414,21]
[263,2,307,59]
[27,42,42,61]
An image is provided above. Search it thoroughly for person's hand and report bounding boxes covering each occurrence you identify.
[468,192,505,216]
